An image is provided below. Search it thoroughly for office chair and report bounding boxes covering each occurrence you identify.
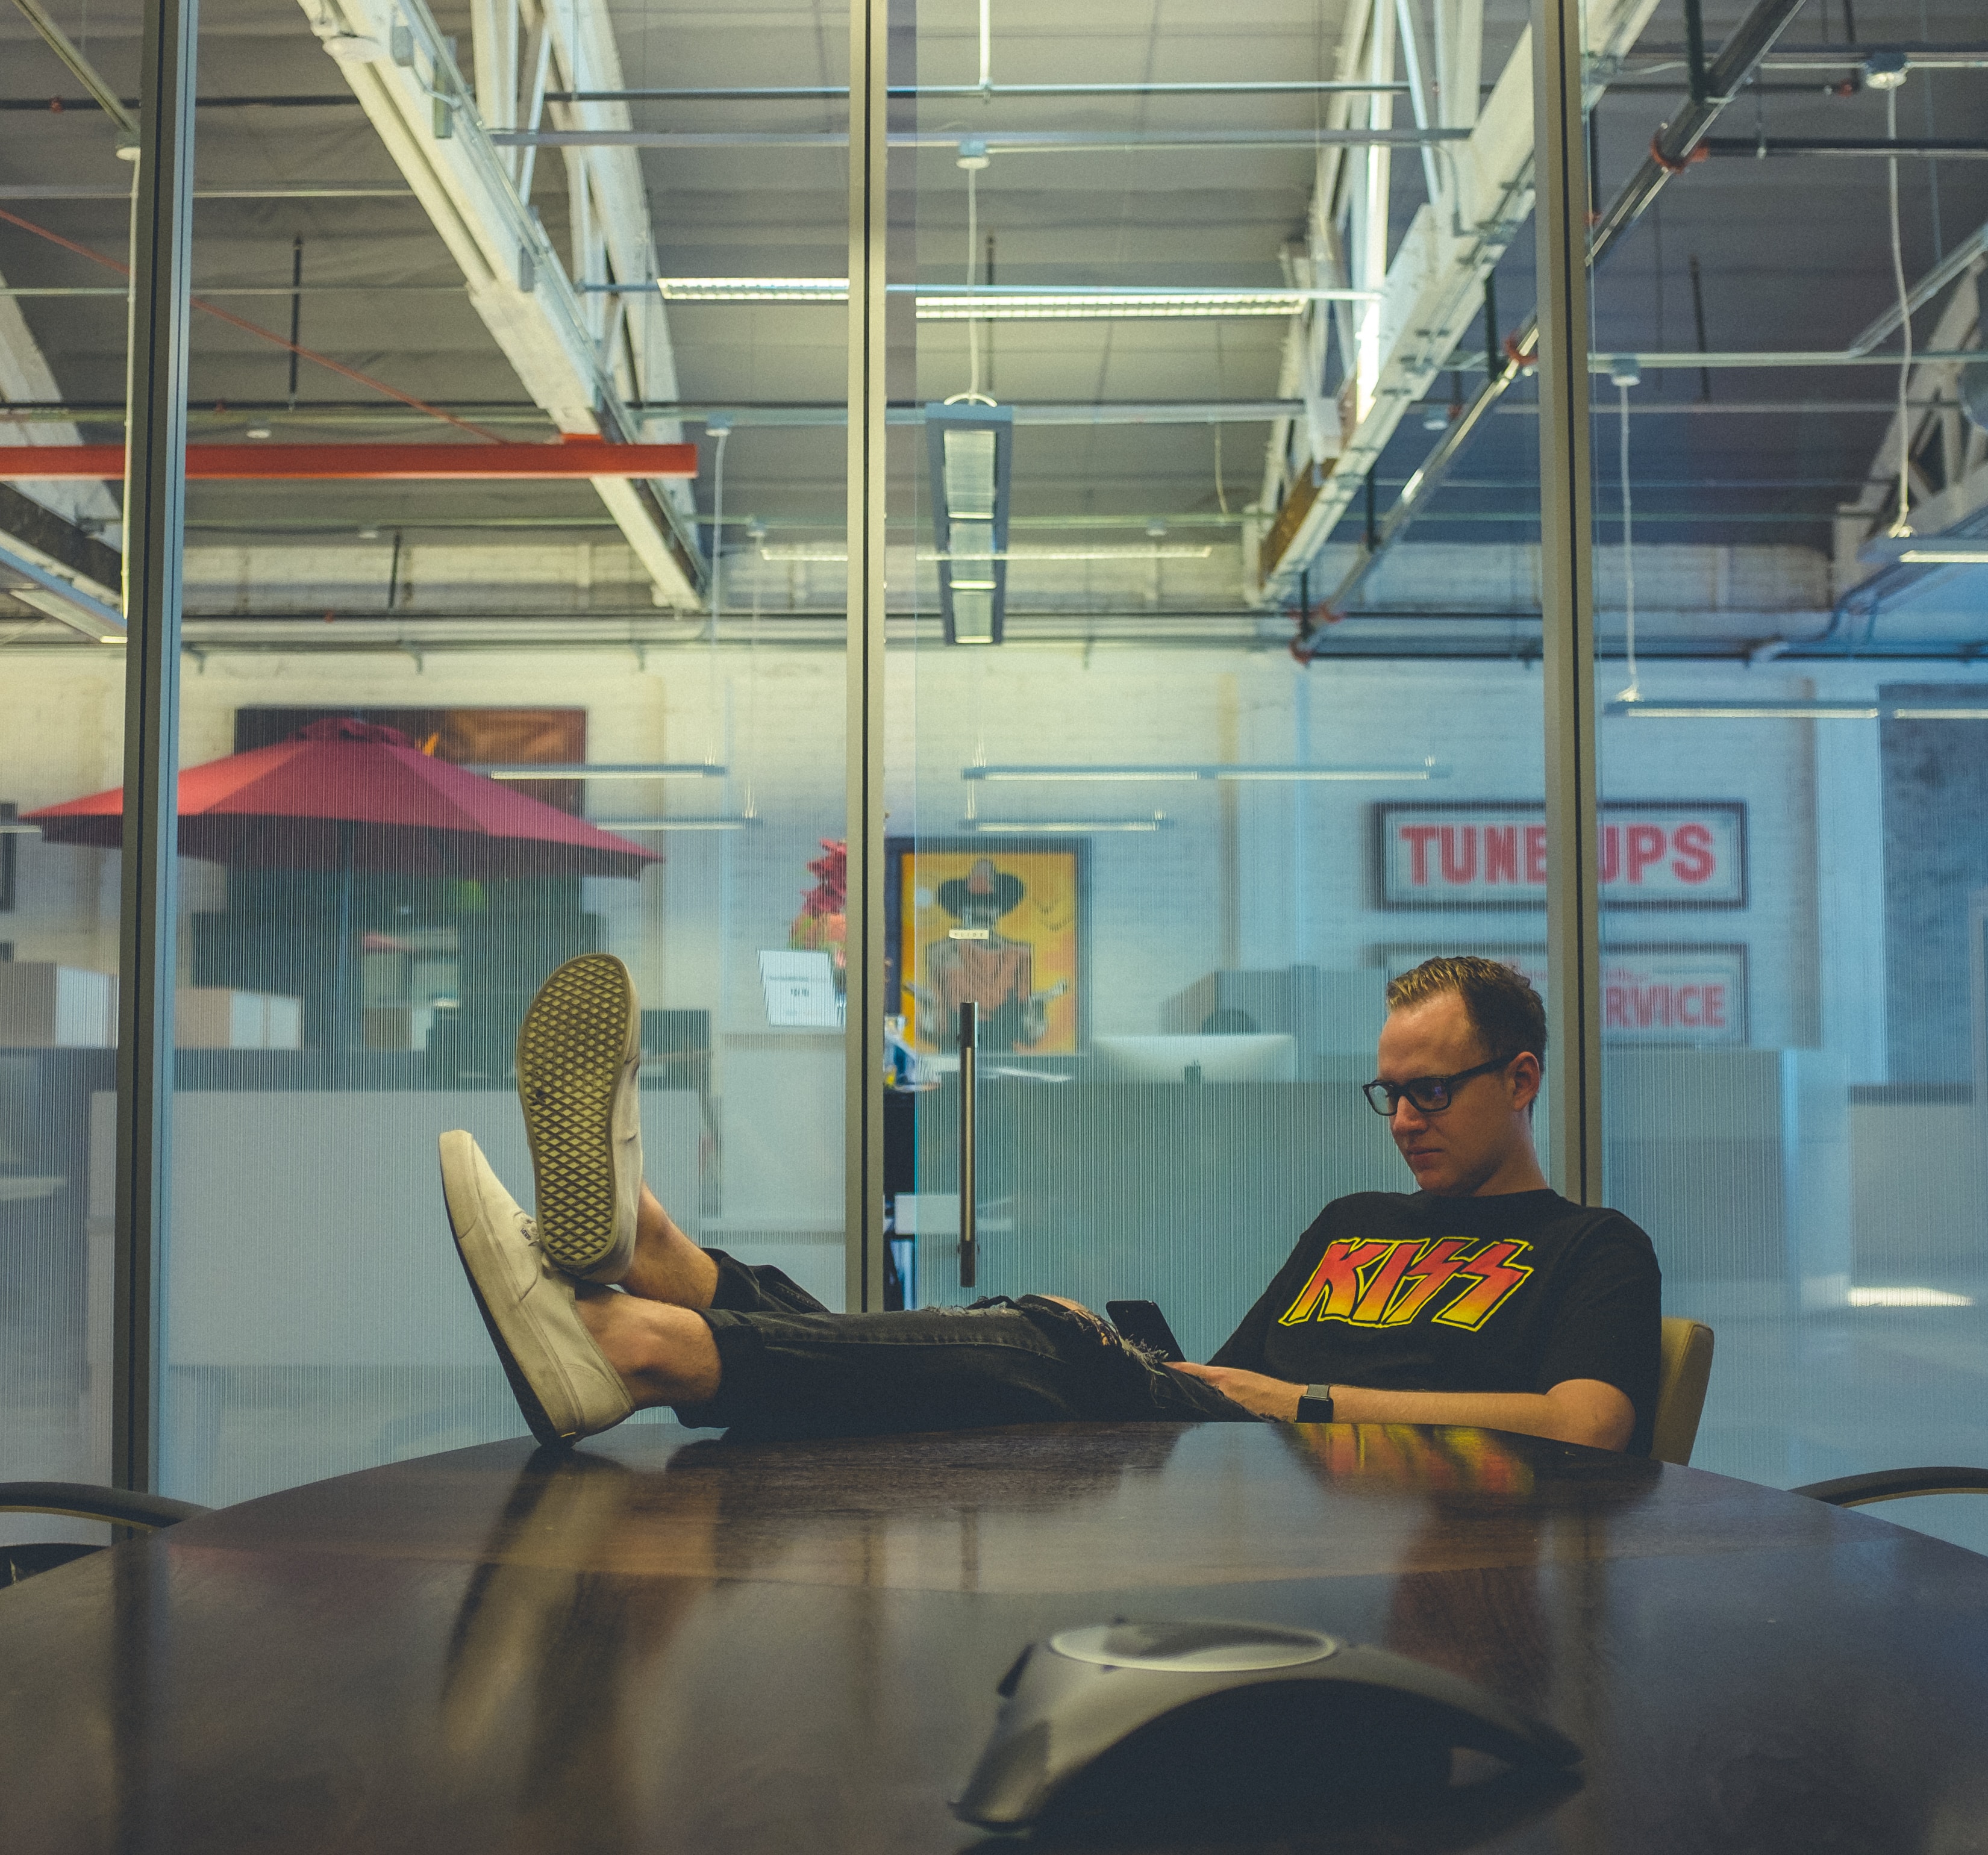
[1652,1316,1715,1467]
[1792,1466,1988,1508]
[0,1482,209,1587]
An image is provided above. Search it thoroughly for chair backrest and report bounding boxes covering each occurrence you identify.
[1652,1317,1715,1466]
[0,1482,208,1589]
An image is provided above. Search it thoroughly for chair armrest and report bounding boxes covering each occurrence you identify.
[0,1482,209,1531]
[1790,1467,1988,1507]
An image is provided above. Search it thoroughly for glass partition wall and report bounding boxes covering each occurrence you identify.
[0,2,135,1540]
[884,0,1548,1352]
[1586,2,1988,1548]
[48,0,1988,1539]
[151,0,848,1504]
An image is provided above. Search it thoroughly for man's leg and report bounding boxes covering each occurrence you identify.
[452,954,1253,1443]
[449,1129,1254,1444]
[574,1288,1257,1436]
[517,954,827,1319]
[621,1184,831,1318]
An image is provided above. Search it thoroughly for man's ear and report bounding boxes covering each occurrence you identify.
[1508,1051,1542,1114]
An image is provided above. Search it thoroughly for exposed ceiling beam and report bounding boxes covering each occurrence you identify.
[302,0,704,606]
[1254,0,1666,605]
[0,530,123,641]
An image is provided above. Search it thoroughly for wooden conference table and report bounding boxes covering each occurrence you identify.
[4,1421,1988,1853]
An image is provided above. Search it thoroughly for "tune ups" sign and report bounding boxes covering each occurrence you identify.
[1375,803,1746,909]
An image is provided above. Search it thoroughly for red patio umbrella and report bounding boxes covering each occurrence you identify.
[25,717,660,879]
[27,718,659,1059]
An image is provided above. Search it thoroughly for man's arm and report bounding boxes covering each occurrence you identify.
[1167,1363,1636,1452]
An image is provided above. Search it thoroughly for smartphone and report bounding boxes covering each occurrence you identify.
[1105,1300,1186,1364]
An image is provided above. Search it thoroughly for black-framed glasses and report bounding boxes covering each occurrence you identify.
[1361,1054,1514,1118]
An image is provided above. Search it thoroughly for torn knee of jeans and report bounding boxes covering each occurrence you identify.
[1016,1295,1125,1350]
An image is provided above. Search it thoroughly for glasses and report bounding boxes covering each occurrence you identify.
[1361,1054,1514,1118]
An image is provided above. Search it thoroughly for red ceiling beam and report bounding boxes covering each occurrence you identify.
[0,441,699,480]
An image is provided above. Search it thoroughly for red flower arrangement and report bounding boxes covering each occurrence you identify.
[789,838,848,988]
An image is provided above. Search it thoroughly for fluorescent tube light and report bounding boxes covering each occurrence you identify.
[756,544,1215,563]
[472,762,728,778]
[1899,549,1988,564]
[929,404,1013,646]
[1846,1286,1974,1308]
[961,814,1171,833]
[590,816,760,831]
[1609,700,1988,722]
[655,279,1378,319]
[915,288,1368,320]
[961,761,1449,782]
[657,278,851,301]
[1604,702,1881,720]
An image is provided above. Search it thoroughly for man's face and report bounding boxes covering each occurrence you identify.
[1372,993,1538,1197]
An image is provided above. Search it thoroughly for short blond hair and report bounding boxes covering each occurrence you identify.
[1386,955,1546,1062]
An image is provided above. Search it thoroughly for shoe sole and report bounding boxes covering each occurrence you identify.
[439,1134,566,1447]
[515,953,639,1280]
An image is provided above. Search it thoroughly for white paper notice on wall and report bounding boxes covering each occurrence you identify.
[1375,803,1746,908]
[758,951,845,1029]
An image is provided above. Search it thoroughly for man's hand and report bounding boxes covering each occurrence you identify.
[1169,1362,1304,1421]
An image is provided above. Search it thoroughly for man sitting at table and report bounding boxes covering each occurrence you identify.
[442,953,1660,1454]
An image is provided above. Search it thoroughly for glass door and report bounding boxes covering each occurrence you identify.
[884,0,1546,1358]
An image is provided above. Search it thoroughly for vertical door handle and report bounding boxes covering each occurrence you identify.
[958,1000,977,1288]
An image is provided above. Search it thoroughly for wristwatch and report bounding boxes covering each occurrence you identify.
[1294,1384,1336,1424]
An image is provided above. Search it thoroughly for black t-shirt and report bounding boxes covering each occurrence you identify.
[1210,1190,1662,1455]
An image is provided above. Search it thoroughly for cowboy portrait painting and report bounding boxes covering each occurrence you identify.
[889,841,1082,1056]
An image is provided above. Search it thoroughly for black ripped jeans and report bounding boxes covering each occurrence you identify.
[673,1252,1261,1437]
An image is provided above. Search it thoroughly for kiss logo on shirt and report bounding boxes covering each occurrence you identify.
[1276,1236,1534,1332]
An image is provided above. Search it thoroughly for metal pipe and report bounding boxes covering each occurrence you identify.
[844,0,887,1314]
[114,0,199,1497]
[36,615,1983,665]
[1700,136,1988,158]
[958,1002,978,1290]
[490,127,1469,151]
[0,92,356,109]
[543,81,1413,101]
[0,184,413,199]
[1628,39,1988,70]
[1309,0,1813,620]
[1533,0,1603,1206]
[0,441,697,479]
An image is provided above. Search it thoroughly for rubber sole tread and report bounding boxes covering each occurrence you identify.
[514,954,636,1279]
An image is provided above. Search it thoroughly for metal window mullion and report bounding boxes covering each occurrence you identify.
[1530,0,1602,1203]
[844,0,887,1311]
[114,0,198,1492]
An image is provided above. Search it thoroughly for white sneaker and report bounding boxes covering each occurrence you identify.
[514,952,643,1283]
[440,1130,634,1447]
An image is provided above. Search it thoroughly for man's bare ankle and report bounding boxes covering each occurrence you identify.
[578,1292,720,1408]
[624,1188,720,1308]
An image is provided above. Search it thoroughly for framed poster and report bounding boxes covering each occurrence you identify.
[236,706,588,814]
[1374,944,1749,1046]
[1374,802,1748,909]
[885,837,1086,1056]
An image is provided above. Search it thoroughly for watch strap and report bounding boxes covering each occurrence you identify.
[1294,1385,1336,1424]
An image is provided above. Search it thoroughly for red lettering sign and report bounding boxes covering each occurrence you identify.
[1378,805,1745,908]
[1387,945,1747,1046]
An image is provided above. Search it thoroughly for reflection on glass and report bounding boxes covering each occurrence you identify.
[0,0,134,1542]
[888,1,1548,1357]
[1586,5,1988,1551]
[137,0,848,1504]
